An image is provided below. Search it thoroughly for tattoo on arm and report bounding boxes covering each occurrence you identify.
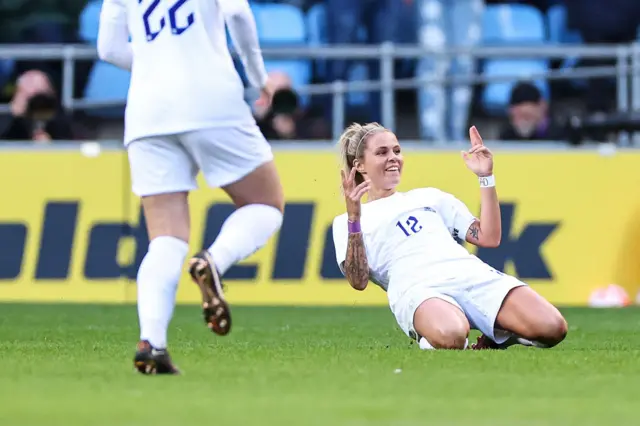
[344,233,369,290]
[468,224,480,241]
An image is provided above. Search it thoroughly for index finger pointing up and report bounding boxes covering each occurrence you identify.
[469,125,484,147]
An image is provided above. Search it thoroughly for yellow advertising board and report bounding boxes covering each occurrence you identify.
[0,148,639,306]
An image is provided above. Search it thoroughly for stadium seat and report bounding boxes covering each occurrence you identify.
[306,3,327,45]
[78,0,102,44]
[345,64,370,106]
[481,59,550,115]
[306,2,328,80]
[83,61,130,118]
[252,3,306,45]
[264,60,311,95]
[252,3,311,106]
[306,3,371,106]
[0,59,14,89]
[547,4,584,86]
[482,4,545,45]
[481,4,549,115]
[547,5,581,45]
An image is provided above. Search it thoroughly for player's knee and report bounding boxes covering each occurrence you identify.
[427,324,469,350]
[543,315,568,347]
[267,196,285,214]
[530,313,568,348]
[232,188,284,214]
[264,181,285,213]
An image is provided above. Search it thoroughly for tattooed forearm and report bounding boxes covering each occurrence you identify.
[468,223,480,241]
[344,233,369,291]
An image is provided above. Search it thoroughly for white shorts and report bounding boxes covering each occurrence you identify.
[127,124,273,197]
[391,272,527,345]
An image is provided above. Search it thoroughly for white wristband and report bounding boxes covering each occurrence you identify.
[479,175,495,188]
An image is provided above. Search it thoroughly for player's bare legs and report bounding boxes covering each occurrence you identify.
[473,286,568,350]
[189,161,284,336]
[221,161,284,209]
[134,192,190,375]
[413,298,471,350]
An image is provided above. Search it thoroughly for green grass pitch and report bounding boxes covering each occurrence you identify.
[0,304,638,425]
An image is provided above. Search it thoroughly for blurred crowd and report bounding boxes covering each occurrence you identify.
[1,0,640,143]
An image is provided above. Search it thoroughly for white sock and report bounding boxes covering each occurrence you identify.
[500,333,551,349]
[418,337,469,350]
[517,337,550,348]
[419,337,435,350]
[137,236,188,349]
[208,204,283,275]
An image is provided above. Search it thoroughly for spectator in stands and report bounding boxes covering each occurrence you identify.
[0,70,73,142]
[565,0,640,115]
[499,82,565,141]
[416,0,484,142]
[256,71,328,140]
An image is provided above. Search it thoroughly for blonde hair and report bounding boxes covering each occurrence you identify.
[337,122,388,185]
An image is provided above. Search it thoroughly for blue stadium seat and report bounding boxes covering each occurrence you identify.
[252,3,306,45]
[547,4,581,44]
[482,4,545,45]
[306,3,371,106]
[306,2,328,80]
[547,4,584,85]
[481,4,549,115]
[83,62,130,118]
[306,3,327,45]
[264,60,311,94]
[79,0,129,117]
[251,3,311,105]
[0,59,14,89]
[346,64,369,106]
[481,60,550,115]
[78,0,102,45]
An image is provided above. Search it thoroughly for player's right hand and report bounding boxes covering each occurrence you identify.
[341,167,370,221]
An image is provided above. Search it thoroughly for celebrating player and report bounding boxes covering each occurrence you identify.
[97,0,284,374]
[332,123,568,350]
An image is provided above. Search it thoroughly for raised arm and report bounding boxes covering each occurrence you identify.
[340,168,371,291]
[97,0,132,71]
[219,0,268,90]
[462,126,501,248]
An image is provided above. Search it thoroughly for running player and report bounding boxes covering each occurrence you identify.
[333,123,568,350]
[97,0,284,374]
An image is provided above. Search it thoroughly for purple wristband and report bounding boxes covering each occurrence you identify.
[348,220,361,233]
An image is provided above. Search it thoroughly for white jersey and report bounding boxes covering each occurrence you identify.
[97,0,267,145]
[332,188,493,303]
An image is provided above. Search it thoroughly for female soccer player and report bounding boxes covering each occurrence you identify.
[332,123,568,350]
[98,0,284,374]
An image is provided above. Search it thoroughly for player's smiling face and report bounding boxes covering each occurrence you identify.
[358,131,403,191]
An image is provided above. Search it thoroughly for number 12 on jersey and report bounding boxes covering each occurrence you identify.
[396,216,422,236]
[141,0,194,42]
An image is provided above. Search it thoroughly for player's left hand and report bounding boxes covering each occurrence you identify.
[461,126,493,177]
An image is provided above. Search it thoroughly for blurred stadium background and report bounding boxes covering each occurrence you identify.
[2,0,640,143]
[1,1,640,425]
